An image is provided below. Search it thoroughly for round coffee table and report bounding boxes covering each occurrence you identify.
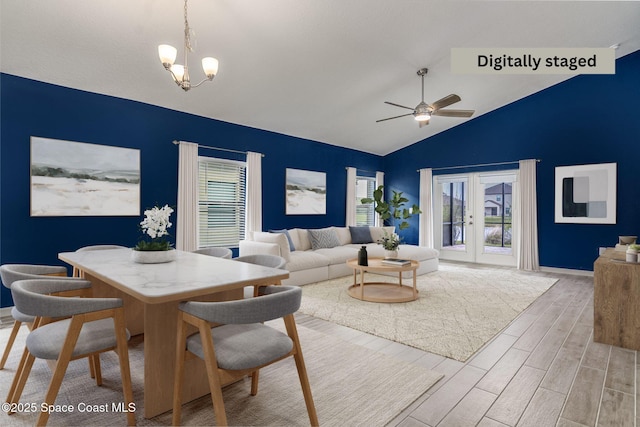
[346,258,419,303]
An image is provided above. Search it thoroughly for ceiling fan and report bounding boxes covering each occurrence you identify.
[377,68,475,128]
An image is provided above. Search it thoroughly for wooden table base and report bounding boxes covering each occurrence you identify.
[347,281,418,303]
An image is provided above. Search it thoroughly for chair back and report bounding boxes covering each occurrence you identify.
[11,279,121,319]
[234,254,286,269]
[193,247,233,259]
[180,285,301,324]
[0,264,67,289]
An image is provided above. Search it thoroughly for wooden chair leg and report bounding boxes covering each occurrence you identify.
[172,313,188,426]
[0,320,22,370]
[284,315,319,427]
[114,310,136,426]
[250,370,259,396]
[88,356,96,379]
[92,354,102,386]
[36,317,83,426]
[199,323,228,426]
[6,350,35,409]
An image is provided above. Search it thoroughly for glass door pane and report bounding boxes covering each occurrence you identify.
[441,181,467,251]
[482,182,513,255]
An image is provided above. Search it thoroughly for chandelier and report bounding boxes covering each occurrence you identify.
[158,0,219,91]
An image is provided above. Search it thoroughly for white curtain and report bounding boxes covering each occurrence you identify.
[419,168,434,248]
[518,159,540,271]
[345,167,357,226]
[176,141,198,251]
[374,171,384,226]
[244,152,262,239]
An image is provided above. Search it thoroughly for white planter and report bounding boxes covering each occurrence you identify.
[384,249,399,259]
[131,249,176,264]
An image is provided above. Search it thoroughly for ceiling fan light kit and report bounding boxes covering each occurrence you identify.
[158,0,219,92]
[377,67,475,127]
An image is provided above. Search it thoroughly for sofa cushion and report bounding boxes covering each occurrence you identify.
[349,226,373,244]
[252,232,291,261]
[290,228,311,251]
[333,227,352,246]
[308,228,341,250]
[286,251,330,272]
[268,229,295,251]
[314,246,359,264]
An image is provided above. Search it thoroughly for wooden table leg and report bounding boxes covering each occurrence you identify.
[360,269,365,300]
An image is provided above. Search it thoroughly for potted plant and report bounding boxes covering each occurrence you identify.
[131,204,176,263]
[378,229,402,258]
[361,185,421,257]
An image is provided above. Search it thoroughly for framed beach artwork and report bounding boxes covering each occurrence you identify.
[285,168,326,215]
[30,137,141,216]
[554,162,616,224]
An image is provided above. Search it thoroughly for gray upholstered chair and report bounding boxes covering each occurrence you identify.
[72,245,128,277]
[193,247,233,259]
[0,264,67,370]
[7,278,136,426]
[172,285,317,426]
[234,254,286,269]
[234,254,287,297]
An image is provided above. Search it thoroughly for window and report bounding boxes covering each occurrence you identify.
[355,176,376,226]
[198,157,246,248]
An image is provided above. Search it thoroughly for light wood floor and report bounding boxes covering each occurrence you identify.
[296,263,637,427]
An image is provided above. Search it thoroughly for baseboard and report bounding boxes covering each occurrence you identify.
[539,266,594,277]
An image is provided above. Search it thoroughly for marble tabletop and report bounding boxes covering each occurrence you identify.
[59,248,289,303]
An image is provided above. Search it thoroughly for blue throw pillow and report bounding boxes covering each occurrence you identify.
[269,229,296,251]
[349,226,373,244]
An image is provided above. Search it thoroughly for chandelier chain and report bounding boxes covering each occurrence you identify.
[184,0,193,52]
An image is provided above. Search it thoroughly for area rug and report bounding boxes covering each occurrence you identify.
[299,263,558,362]
[0,321,442,427]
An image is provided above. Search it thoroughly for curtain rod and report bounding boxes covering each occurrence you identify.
[172,140,264,157]
[346,167,378,174]
[417,159,540,172]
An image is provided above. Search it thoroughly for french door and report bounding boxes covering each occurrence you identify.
[433,170,518,266]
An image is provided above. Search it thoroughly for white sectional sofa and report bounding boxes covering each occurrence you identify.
[239,226,439,286]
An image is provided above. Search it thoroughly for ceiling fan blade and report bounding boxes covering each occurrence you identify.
[419,120,430,128]
[432,109,475,118]
[384,101,415,111]
[430,94,461,111]
[376,113,414,123]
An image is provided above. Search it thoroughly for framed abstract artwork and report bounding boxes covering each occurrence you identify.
[285,168,326,215]
[554,162,616,224]
[30,137,141,216]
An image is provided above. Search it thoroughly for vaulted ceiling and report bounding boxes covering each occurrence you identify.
[2,1,639,155]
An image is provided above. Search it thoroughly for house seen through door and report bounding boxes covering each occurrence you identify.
[433,171,518,266]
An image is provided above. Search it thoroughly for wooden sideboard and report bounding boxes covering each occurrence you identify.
[593,248,640,351]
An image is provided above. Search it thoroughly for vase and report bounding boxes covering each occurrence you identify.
[131,248,176,264]
[384,249,398,259]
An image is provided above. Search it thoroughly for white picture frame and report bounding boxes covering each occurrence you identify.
[554,162,616,224]
[30,136,141,216]
[285,168,326,215]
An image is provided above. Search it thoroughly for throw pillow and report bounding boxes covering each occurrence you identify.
[308,228,342,250]
[349,226,373,244]
[268,229,296,251]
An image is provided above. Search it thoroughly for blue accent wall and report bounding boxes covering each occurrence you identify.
[2,50,639,307]
[0,74,381,307]
[384,50,640,271]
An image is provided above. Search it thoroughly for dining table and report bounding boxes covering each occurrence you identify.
[58,248,289,418]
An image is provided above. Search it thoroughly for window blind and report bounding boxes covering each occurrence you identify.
[355,176,376,226]
[198,157,246,248]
